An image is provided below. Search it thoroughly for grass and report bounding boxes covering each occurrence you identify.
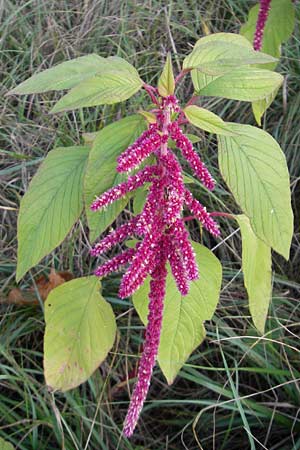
[1,0,300,449]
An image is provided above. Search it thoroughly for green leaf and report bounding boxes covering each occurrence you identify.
[193,32,253,49]
[133,188,148,215]
[184,105,235,136]
[252,86,280,126]
[51,58,143,113]
[17,146,89,281]
[196,67,283,102]
[158,53,175,97]
[133,242,222,384]
[138,110,157,124]
[0,438,14,450]
[218,123,293,259]
[8,54,108,94]
[84,115,146,242]
[44,276,116,391]
[186,134,201,144]
[240,0,295,68]
[236,215,272,334]
[183,40,277,75]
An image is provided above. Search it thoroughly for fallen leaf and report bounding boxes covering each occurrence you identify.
[3,269,73,305]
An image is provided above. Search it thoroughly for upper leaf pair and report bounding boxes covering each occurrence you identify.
[8,55,143,113]
[184,33,283,125]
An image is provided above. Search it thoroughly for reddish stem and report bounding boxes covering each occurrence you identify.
[143,83,159,105]
[175,69,190,84]
[185,95,199,108]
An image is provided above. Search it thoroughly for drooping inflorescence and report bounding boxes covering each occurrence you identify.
[253,0,272,51]
[90,94,220,437]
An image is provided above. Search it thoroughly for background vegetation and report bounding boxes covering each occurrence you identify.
[1,1,299,449]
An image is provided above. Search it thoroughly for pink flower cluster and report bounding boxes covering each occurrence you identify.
[253,0,271,51]
[90,94,220,437]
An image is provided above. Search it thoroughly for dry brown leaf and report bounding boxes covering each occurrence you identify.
[3,270,73,305]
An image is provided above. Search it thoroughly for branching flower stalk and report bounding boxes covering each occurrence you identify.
[91,86,220,436]
[253,0,272,51]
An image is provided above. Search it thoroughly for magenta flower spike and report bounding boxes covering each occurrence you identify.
[123,242,168,437]
[253,0,272,51]
[90,90,220,436]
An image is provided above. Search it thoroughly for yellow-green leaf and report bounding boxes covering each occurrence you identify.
[44,276,116,391]
[51,58,143,113]
[138,110,157,124]
[17,146,89,281]
[8,54,107,94]
[184,40,277,75]
[252,86,280,126]
[0,438,14,450]
[184,105,234,136]
[133,242,222,384]
[197,67,283,102]
[193,32,253,49]
[157,53,175,97]
[218,123,293,259]
[236,214,272,334]
[84,115,146,242]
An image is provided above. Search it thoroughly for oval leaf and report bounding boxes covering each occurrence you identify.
[84,115,146,242]
[184,105,234,136]
[193,32,253,49]
[8,54,108,94]
[183,40,277,75]
[0,438,14,450]
[51,58,143,113]
[133,242,222,384]
[197,67,283,102]
[44,276,116,391]
[236,214,272,334]
[17,146,89,281]
[157,53,175,97]
[218,124,293,259]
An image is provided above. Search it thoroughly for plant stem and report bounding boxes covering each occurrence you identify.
[175,69,190,84]
[143,83,159,105]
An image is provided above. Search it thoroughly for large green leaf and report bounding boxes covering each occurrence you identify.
[190,33,282,120]
[133,242,222,384]
[183,40,277,75]
[191,33,252,91]
[196,67,282,102]
[193,32,253,49]
[218,123,293,259]
[17,146,89,281]
[44,276,116,391]
[51,57,143,113]
[240,0,295,67]
[157,52,175,97]
[236,215,272,334]
[8,54,108,94]
[0,438,14,450]
[84,115,146,242]
[183,105,234,136]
